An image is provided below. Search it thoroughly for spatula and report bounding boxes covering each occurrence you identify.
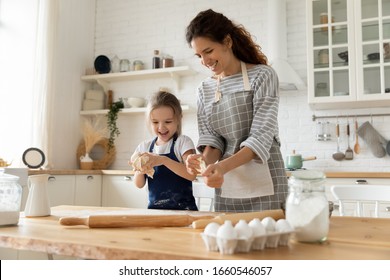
[345,122,354,160]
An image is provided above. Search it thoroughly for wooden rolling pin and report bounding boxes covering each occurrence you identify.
[192,209,285,229]
[59,214,215,228]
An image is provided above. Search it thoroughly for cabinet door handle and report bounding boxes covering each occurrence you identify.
[87,175,94,181]
[124,176,133,181]
[48,176,56,182]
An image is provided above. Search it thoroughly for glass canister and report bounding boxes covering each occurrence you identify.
[120,59,130,72]
[133,60,144,71]
[285,170,329,243]
[0,170,22,226]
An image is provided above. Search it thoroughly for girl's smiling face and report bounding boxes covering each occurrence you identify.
[150,106,179,144]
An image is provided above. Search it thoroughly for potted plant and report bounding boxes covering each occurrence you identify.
[106,99,124,150]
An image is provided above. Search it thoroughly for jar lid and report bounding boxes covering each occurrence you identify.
[290,170,326,180]
[0,172,19,182]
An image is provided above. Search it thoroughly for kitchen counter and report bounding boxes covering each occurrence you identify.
[0,205,390,260]
[28,169,390,178]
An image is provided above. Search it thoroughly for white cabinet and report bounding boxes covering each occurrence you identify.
[75,175,102,206]
[47,174,102,207]
[325,177,390,217]
[102,175,148,208]
[47,175,75,206]
[307,0,390,109]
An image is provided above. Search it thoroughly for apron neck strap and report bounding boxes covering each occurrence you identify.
[241,61,250,91]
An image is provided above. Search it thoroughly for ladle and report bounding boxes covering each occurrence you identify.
[353,119,360,154]
[332,122,345,161]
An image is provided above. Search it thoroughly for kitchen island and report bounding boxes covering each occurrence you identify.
[0,205,389,260]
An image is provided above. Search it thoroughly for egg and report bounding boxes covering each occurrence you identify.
[203,222,220,237]
[234,220,253,239]
[216,220,238,254]
[261,217,276,233]
[234,220,254,253]
[275,219,293,233]
[216,220,237,240]
[201,222,221,252]
[275,219,293,246]
[248,218,266,237]
[248,218,267,250]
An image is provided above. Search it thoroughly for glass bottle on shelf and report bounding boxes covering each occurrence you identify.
[152,50,160,69]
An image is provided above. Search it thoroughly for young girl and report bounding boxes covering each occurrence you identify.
[130,91,198,211]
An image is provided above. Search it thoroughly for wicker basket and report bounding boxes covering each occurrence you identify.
[77,138,116,170]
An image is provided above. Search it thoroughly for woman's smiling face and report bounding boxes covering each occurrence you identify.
[191,36,233,76]
[150,106,178,144]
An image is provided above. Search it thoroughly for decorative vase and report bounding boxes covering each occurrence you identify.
[80,153,93,170]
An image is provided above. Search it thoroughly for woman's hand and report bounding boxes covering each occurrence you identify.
[185,154,203,175]
[202,163,224,188]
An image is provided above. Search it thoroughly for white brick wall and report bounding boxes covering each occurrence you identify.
[93,0,390,172]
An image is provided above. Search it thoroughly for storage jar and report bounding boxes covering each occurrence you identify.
[285,170,329,243]
[0,171,22,226]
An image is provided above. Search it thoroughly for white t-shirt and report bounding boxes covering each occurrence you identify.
[132,135,195,163]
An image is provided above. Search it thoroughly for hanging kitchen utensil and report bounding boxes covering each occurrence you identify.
[354,119,360,154]
[332,121,345,161]
[345,121,354,160]
[386,141,390,156]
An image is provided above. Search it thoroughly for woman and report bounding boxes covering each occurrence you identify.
[185,9,288,212]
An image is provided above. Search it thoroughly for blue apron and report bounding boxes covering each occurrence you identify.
[147,136,198,211]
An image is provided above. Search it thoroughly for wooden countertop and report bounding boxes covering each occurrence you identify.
[28,169,390,178]
[0,205,389,260]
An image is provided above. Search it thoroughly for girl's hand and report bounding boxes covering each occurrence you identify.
[143,152,164,169]
[185,154,203,175]
[202,163,224,188]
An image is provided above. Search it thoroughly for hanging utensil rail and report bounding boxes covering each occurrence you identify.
[312,113,390,121]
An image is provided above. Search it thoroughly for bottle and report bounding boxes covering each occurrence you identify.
[111,55,120,73]
[162,55,174,68]
[120,59,130,72]
[152,50,160,69]
[285,170,329,243]
[133,60,144,71]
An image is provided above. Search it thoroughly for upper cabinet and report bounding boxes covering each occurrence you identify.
[307,0,390,109]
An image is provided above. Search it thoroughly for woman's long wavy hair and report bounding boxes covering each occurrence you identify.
[186,9,268,65]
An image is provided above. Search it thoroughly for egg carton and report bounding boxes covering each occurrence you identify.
[201,217,294,255]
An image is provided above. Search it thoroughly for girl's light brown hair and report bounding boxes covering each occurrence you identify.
[147,91,183,135]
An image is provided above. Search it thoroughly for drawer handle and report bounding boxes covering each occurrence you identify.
[124,176,133,181]
[87,175,94,181]
[355,179,368,184]
[48,176,56,181]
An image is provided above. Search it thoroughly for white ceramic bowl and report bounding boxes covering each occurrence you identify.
[126,97,145,108]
